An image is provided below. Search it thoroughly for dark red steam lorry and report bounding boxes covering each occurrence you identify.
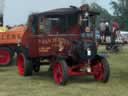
[17,5,110,85]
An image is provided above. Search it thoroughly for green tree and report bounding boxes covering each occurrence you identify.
[111,0,128,31]
[90,3,112,29]
[111,1,120,16]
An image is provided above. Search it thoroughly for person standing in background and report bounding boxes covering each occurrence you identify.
[99,20,106,43]
[112,20,120,44]
[105,21,111,43]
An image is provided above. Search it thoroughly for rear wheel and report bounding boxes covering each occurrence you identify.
[0,47,13,66]
[17,52,32,76]
[53,59,69,85]
[92,58,110,83]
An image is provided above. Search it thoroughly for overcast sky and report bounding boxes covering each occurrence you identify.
[3,0,116,25]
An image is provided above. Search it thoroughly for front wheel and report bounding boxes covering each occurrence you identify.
[17,52,32,76]
[92,58,110,83]
[53,59,69,85]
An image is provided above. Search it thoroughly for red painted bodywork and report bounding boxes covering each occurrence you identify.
[21,25,83,58]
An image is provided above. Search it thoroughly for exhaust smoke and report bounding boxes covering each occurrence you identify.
[0,0,5,25]
[0,0,5,15]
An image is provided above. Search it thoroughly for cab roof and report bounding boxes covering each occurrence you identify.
[31,6,99,17]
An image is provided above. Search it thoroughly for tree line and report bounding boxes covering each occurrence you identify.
[87,0,128,31]
[111,0,128,31]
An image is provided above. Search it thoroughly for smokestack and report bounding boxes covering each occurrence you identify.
[0,0,5,26]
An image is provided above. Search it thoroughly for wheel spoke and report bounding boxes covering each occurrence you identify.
[58,64,63,83]
[53,63,63,84]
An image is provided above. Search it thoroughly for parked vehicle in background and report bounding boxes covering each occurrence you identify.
[120,31,128,44]
[0,25,26,66]
[0,6,27,66]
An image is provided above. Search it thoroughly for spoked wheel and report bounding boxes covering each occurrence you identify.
[17,53,32,76]
[0,47,13,66]
[33,65,40,73]
[53,59,69,85]
[92,58,110,83]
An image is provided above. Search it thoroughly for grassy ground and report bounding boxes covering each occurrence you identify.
[0,45,128,96]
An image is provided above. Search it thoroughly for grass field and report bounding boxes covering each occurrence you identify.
[0,45,128,96]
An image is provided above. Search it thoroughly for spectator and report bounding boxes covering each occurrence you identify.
[112,21,120,44]
[99,20,106,43]
[105,21,111,43]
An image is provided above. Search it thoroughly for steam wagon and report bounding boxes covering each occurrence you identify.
[0,26,26,65]
[17,5,110,85]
